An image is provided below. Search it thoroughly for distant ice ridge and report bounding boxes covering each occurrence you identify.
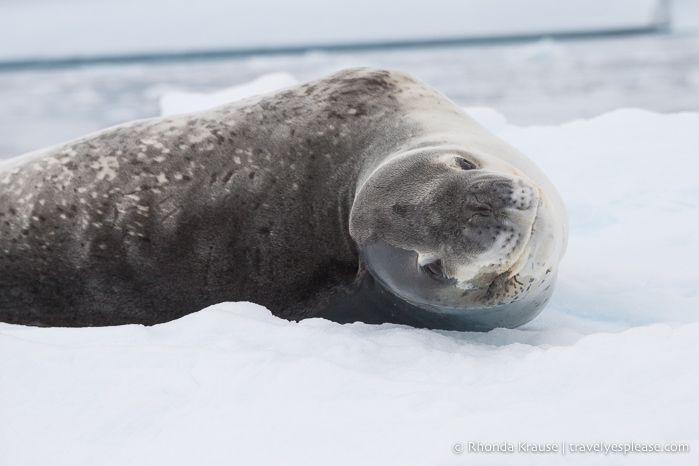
[2,73,698,465]
[0,0,672,62]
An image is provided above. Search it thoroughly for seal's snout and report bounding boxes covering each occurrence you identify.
[455,174,542,291]
[462,176,538,216]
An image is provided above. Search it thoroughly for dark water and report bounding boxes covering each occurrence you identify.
[2,31,699,160]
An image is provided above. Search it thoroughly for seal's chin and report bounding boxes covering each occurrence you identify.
[361,232,556,330]
[413,272,557,331]
[361,247,557,331]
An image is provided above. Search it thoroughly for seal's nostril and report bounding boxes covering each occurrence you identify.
[462,196,493,222]
[490,180,514,200]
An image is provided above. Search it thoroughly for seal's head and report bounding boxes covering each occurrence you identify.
[349,146,567,331]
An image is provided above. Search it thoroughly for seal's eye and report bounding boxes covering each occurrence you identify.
[456,157,476,170]
[422,259,445,279]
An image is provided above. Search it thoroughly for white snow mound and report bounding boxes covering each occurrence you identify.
[159,72,298,116]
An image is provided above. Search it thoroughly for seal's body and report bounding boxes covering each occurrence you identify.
[0,68,567,330]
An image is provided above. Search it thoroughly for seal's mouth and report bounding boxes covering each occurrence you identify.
[484,271,511,299]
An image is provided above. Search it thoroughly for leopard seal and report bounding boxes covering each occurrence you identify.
[0,67,567,330]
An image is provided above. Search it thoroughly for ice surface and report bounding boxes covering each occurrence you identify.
[1,304,697,465]
[1,73,698,464]
[4,30,699,160]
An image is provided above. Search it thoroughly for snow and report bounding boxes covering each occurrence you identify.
[1,73,698,464]
[2,305,697,465]
[0,0,669,62]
